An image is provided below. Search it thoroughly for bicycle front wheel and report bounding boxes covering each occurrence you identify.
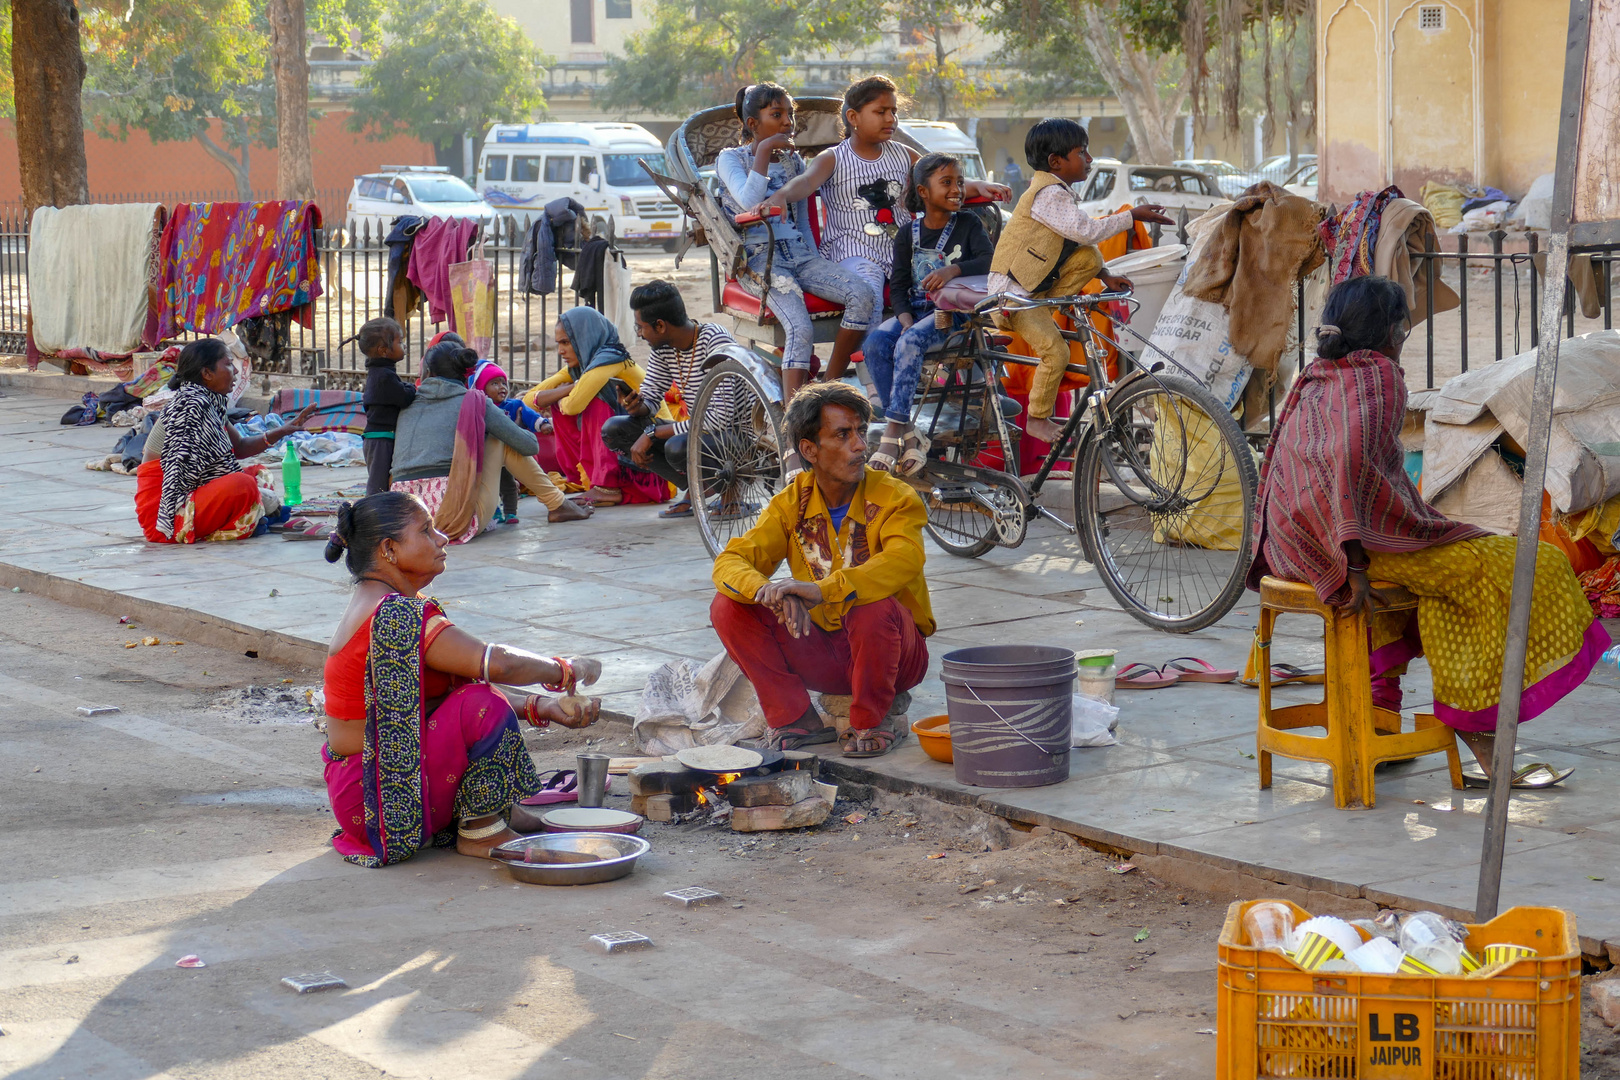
[689,357,784,558]
[1073,372,1257,633]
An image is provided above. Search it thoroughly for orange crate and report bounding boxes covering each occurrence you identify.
[1216,900,1580,1080]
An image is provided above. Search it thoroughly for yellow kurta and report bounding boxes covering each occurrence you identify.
[521,360,675,420]
[712,468,935,635]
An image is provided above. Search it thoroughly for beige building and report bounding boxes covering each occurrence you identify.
[1317,0,1567,203]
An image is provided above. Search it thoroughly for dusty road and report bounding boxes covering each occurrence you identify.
[0,588,1228,1079]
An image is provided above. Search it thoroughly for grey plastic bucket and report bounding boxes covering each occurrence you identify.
[941,645,1074,787]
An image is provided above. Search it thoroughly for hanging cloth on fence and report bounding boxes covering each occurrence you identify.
[448,237,497,355]
[27,203,166,364]
[405,217,480,327]
[573,235,610,309]
[519,198,585,295]
[384,215,427,322]
[151,201,322,346]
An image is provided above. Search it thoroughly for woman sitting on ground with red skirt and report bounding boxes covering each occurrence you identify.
[134,338,314,544]
[321,492,604,866]
[521,306,671,507]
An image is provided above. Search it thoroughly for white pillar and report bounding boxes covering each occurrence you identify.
[1184,115,1193,160]
[1254,114,1265,168]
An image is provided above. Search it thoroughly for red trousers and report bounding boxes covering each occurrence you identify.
[711,594,929,730]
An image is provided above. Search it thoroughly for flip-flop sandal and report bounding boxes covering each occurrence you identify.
[841,724,907,758]
[1115,662,1181,690]
[1461,762,1576,789]
[659,500,694,519]
[770,721,839,751]
[519,769,580,806]
[1242,663,1323,687]
[1164,657,1239,684]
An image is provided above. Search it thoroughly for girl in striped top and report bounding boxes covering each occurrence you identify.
[765,76,1010,379]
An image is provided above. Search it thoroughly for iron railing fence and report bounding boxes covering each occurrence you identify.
[2,203,1615,399]
[0,205,594,389]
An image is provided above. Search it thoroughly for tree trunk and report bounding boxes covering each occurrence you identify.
[196,125,255,201]
[269,0,316,202]
[1079,2,1185,165]
[933,31,949,119]
[11,0,89,214]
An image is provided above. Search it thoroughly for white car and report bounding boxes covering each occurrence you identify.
[1075,160,1225,222]
[1282,162,1319,202]
[346,167,496,236]
[1174,158,1250,199]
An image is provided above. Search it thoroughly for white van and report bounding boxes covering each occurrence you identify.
[475,122,682,246]
[898,120,989,181]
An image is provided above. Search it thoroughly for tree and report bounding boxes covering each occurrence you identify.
[81,0,274,199]
[986,0,1186,163]
[598,0,876,118]
[272,0,384,202]
[890,0,987,121]
[348,0,548,171]
[10,0,89,212]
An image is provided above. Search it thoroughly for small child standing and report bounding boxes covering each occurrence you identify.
[987,118,1172,446]
[470,359,523,524]
[359,317,414,496]
[866,153,993,475]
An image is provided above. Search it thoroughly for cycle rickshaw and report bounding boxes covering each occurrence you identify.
[642,98,1257,633]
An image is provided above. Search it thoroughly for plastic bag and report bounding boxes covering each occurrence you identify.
[448,242,496,358]
[1071,694,1119,747]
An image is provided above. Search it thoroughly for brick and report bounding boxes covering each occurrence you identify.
[731,795,831,833]
[725,770,816,807]
[1592,979,1620,1028]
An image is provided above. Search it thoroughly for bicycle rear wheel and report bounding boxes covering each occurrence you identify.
[1073,372,1257,632]
[689,358,784,558]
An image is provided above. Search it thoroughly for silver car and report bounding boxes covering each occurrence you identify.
[345,166,496,236]
[1074,160,1225,221]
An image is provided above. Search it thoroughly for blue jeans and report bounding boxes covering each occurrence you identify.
[746,240,875,370]
[866,315,944,423]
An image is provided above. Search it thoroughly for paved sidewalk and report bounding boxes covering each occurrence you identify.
[5,390,1620,957]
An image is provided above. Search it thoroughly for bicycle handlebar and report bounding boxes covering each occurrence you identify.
[973,289,1135,315]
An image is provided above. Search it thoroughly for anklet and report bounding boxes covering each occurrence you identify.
[458,819,509,840]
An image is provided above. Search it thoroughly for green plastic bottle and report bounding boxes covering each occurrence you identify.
[282,439,302,506]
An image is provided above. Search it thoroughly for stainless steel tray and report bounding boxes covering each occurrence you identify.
[493,832,651,886]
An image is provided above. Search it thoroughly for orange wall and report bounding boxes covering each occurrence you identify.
[0,111,434,206]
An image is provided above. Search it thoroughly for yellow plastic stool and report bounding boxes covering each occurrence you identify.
[1255,575,1464,809]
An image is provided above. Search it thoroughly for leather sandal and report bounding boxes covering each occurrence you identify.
[898,426,931,476]
[870,434,902,473]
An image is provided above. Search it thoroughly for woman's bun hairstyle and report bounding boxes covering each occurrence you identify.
[423,342,479,382]
[1316,276,1410,361]
[324,502,355,565]
[324,492,426,581]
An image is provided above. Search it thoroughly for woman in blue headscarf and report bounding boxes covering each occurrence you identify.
[521,306,673,506]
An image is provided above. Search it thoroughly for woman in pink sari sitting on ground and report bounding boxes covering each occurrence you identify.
[1249,275,1607,781]
[521,306,672,507]
[321,492,603,866]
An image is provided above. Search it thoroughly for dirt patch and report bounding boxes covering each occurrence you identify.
[208,683,321,725]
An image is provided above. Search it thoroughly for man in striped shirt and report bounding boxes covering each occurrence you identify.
[604,280,742,518]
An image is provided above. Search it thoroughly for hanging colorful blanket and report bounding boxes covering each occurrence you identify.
[1318,185,1403,285]
[151,200,323,344]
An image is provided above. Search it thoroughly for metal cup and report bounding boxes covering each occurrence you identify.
[576,752,610,808]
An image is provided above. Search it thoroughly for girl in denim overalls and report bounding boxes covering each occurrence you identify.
[866,154,993,475]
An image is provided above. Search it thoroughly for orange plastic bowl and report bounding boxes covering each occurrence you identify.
[911,714,952,763]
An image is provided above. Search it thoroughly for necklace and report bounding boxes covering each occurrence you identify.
[356,575,400,591]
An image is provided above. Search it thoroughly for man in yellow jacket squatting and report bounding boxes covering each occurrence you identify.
[711,382,934,759]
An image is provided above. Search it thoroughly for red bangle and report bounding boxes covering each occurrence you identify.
[541,656,575,695]
[523,695,550,728]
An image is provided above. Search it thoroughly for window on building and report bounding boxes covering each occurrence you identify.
[512,156,541,183]
[483,155,508,182]
[544,156,575,183]
[571,0,593,42]
[605,0,631,17]
[1418,4,1445,31]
